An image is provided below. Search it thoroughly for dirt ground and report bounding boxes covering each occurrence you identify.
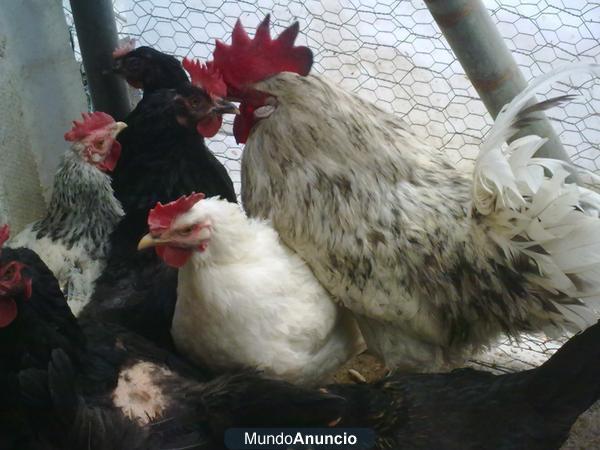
[329,352,387,384]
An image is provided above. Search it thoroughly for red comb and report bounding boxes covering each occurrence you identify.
[0,225,9,248]
[182,58,227,99]
[112,38,136,58]
[64,112,116,142]
[212,15,313,91]
[148,193,206,234]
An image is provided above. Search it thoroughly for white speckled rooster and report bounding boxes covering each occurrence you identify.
[137,193,364,385]
[199,16,600,370]
[10,112,125,315]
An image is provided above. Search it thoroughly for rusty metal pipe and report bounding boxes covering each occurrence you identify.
[424,0,574,165]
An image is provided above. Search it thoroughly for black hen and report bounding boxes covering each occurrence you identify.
[328,322,600,449]
[82,48,237,347]
[0,247,83,372]
[112,45,189,94]
[0,246,83,449]
[112,84,237,212]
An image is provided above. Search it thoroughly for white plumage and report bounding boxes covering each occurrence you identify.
[145,197,364,385]
[10,222,102,317]
[472,63,600,335]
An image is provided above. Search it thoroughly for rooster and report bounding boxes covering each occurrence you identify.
[137,194,364,385]
[202,16,600,370]
[9,113,125,316]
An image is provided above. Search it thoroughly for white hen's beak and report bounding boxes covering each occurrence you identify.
[137,233,169,250]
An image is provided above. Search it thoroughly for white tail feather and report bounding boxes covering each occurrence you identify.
[473,63,600,332]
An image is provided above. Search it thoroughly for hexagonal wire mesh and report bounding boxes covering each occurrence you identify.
[61,1,600,374]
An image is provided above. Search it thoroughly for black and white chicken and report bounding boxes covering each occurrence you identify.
[9,113,125,316]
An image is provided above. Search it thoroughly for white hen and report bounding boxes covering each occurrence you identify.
[138,194,364,385]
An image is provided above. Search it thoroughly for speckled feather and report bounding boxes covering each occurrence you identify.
[241,71,599,370]
[10,151,123,315]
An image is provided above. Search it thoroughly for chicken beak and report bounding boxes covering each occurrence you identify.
[114,122,128,135]
[210,99,240,115]
[137,233,169,251]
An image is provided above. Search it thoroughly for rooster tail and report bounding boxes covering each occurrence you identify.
[528,320,600,425]
[472,63,600,334]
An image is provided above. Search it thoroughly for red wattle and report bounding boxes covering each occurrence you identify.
[233,110,254,144]
[196,116,222,138]
[100,141,122,172]
[156,246,193,268]
[0,297,17,328]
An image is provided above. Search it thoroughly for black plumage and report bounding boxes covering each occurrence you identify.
[112,85,237,213]
[0,247,83,372]
[328,322,600,450]
[0,247,83,449]
[112,45,190,94]
[82,47,237,347]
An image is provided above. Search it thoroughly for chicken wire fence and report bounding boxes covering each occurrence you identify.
[62,0,600,372]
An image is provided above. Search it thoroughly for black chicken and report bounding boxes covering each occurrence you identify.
[112,42,189,94]
[328,322,600,449]
[112,83,238,213]
[109,43,237,215]
[0,229,84,449]
[81,47,237,347]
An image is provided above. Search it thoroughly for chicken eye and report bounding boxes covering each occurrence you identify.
[94,140,104,149]
[179,226,194,236]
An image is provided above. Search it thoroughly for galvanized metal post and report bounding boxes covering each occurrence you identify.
[69,0,131,120]
[424,0,573,164]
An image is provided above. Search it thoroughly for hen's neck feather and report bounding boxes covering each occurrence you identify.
[242,73,474,221]
[33,152,123,257]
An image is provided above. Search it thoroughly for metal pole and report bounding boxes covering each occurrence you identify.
[69,0,131,120]
[424,0,573,163]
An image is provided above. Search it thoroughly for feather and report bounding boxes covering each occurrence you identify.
[480,62,600,156]
[473,63,600,331]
